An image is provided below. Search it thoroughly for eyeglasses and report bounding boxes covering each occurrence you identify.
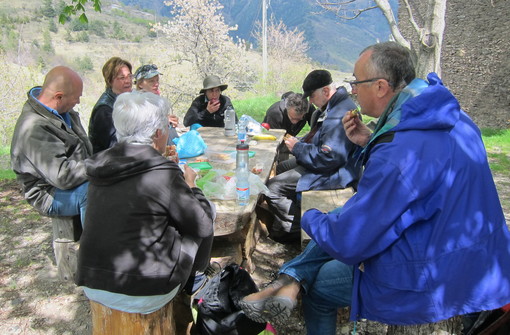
[116,74,134,81]
[347,78,391,89]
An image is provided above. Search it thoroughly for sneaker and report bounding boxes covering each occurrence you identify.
[184,271,208,295]
[204,262,222,278]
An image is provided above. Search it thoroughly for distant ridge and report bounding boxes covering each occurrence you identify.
[119,0,398,71]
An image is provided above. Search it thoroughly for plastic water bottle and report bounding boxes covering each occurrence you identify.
[224,106,236,136]
[236,143,250,206]
[237,116,247,144]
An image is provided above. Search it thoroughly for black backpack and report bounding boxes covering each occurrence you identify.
[192,263,267,335]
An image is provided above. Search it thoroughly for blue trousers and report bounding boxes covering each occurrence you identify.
[47,182,88,226]
[280,240,353,335]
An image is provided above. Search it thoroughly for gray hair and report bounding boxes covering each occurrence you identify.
[113,91,170,144]
[362,41,416,91]
[284,92,309,115]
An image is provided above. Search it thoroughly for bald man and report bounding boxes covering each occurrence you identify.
[10,66,92,224]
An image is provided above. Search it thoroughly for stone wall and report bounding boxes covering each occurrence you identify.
[399,0,510,129]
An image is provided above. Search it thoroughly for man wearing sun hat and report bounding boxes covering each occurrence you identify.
[183,75,235,128]
[262,69,362,242]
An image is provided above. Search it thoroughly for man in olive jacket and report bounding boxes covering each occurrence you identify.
[10,66,92,224]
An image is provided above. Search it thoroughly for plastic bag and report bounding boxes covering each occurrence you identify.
[240,115,263,135]
[172,129,207,158]
[193,263,268,335]
[196,169,269,200]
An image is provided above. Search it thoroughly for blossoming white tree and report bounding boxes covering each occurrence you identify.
[154,0,256,94]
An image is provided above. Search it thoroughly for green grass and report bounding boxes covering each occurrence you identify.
[482,129,510,173]
[0,170,15,180]
[232,94,279,123]
[482,128,510,152]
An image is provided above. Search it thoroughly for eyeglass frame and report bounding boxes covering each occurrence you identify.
[347,77,392,89]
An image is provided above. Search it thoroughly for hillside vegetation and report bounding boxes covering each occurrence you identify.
[0,0,355,150]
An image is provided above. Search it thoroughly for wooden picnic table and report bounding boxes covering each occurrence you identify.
[195,127,286,271]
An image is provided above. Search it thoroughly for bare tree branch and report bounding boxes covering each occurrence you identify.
[402,0,421,36]
[374,0,410,49]
[316,0,378,20]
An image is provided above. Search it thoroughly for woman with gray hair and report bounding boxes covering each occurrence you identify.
[76,90,215,314]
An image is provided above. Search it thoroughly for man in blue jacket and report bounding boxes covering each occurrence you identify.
[241,42,510,334]
[263,70,361,242]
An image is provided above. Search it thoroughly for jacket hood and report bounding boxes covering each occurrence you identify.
[85,142,178,186]
[368,73,460,148]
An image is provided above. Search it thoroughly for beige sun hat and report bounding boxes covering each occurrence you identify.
[200,75,228,94]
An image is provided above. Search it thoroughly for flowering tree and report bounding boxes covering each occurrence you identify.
[154,0,255,93]
[253,18,310,93]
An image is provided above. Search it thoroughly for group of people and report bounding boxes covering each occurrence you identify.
[10,41,510,334]
[9,57,232,314]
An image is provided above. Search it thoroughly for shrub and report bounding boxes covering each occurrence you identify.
[69,17,88,32]
[89,20,107,37]
[76,31,89,42]
[74,56,94,72]
[48,19,58,33]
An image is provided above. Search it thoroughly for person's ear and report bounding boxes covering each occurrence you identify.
[54,92,63,104]
[376,80,392,98]
[153,129,163,140]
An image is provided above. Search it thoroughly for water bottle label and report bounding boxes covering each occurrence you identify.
[236,187,250,205]
[238,132,246,143]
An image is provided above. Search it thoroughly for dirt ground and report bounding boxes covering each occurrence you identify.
[1,172,509,335]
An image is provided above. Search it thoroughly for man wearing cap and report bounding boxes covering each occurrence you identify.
[183,75,235,128]
[263,69,361,242]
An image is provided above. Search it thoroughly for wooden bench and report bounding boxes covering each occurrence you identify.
[90,300,176,335]
[300,188,355,249]
[51,215,82,281]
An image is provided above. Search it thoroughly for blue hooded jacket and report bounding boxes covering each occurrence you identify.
[301,73,510,325]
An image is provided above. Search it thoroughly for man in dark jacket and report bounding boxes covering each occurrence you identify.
[77,91,215,313]
[263,91,314,136]
[183,75,234,128]
[263,91,315,162]
[263,70,361,241]
[10,66,92,224]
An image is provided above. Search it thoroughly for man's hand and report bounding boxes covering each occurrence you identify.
[169,114,179,128]
[183,164,198,188]
[285,136,299,152]
[206,99,220,113]
[342,111,371,147]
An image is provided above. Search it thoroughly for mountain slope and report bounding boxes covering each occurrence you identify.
[120,0,398,71]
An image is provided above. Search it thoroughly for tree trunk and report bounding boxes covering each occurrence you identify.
[386,315,462,334]
[413,0,447,78]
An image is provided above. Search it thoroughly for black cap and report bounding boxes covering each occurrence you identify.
[302,70,333,99]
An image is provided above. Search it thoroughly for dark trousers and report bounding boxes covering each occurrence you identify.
[264,158,306,241]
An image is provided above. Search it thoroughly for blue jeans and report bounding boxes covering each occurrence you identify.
[47,182,88,226]
[280,240,353,335]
